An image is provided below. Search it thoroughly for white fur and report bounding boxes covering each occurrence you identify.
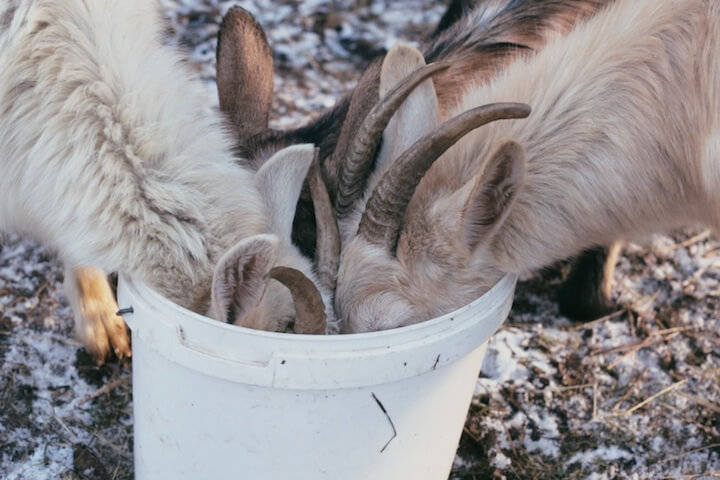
[0,0,335,358]
[337,0,720,332]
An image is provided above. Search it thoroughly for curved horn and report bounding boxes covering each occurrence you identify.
[333,61,451,217]
[358,102,531,250]
[308,149,340,292]
[269,266,327,334]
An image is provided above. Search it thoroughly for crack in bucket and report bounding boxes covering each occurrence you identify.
[372,392,397,453]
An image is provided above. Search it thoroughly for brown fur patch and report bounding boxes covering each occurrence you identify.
[216,7,274,137]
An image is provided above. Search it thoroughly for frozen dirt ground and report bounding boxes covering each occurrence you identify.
[1,1,719,479]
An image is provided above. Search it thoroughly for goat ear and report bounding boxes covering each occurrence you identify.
[211,234,279,325]
[376,43,441,173]
[462,141,525,250]
[216,7,273,137]
[255,144,315,242]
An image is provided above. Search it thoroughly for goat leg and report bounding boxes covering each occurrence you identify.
[557,242,622,321]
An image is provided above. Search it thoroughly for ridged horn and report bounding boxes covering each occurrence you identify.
[333,61,451,216]
[308,149,340,292]
[269,266,327,334]
[358,102,531,250]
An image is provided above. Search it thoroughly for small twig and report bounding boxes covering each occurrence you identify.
[550,382,595,393]
[657,230,712,253]
[592,380,599,421]
[659,401,719,437]
[78,377,129,406]
[90,430,133,462]
[501,421,519,459]
[627,309,636,338]
[40,398,78,442]
[593,324,684,357]
[659,472,720,479]
[630,291,661,314]
[608,333,679,368]
[568,309,624,331]
[35,281,50,300]
[111,463,123,480]
[593,331,677,357]
[691,263,712,281]
[611,367,648,412]
[4,295,29,309]
[682,365,720,389]
[303,51,322,73]
[371,393,396,453]
[605,379,688,417]
[684,331,720,349]
[654,326,694,336]
[676,391,720,415]
[0,329,83,347]
[462,426,481,443]
[657,443,720,464]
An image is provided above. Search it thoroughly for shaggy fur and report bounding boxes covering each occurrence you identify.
[424,0,613,118]
[216,1,617,324]
[0,0,334,360]
[221,1,613,259]
[336,0,720,332]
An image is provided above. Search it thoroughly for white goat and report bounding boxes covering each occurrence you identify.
[215,2,622,321]
[336,0,720,332]
[0,0,334,361]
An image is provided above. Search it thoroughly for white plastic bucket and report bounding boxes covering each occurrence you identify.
[117,273,517,480]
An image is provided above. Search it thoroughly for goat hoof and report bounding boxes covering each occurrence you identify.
[77,311,131,364]
[69,267,132,363]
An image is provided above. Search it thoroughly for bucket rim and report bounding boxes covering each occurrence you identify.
[117,274,517,388]
[119,273,517,342]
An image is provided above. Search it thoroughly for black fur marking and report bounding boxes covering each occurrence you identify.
[557,247,616,321]
[237,0,612,262]
[425,0,611,63]
[235,96,352,259]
